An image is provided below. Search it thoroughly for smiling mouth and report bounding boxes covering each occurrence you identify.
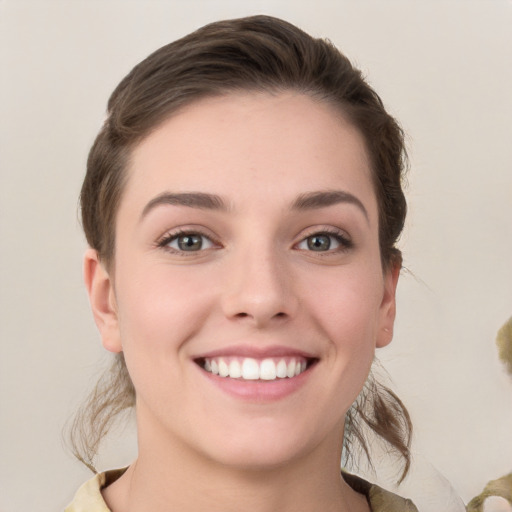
[195,356,317,381]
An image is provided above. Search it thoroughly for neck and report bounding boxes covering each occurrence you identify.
[102,411,369,512]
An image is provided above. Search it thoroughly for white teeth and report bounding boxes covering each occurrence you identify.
[260,359,276,380]
[218,358,229,377]
[202,356,310,381]
[276,359,287,378]
[286,360,296,378]
[228,360,242,378]
[242,358,260,380]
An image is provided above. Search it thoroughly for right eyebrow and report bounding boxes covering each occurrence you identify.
[140,192,227,221]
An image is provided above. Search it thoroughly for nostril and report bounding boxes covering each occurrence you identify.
[232,311,287,322]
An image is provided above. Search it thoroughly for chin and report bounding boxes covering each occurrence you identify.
[198,425,324,472]
[210,446,306,472]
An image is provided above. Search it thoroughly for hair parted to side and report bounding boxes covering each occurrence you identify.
[73,15,411,480]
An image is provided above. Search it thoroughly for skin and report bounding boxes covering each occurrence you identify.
[85,92,400,512]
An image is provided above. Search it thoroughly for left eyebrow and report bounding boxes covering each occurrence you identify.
[291,190,369,222]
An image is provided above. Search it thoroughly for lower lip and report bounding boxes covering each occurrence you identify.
[197,364,315,402]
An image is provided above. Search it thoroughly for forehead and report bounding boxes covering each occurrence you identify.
[122,91,376,218]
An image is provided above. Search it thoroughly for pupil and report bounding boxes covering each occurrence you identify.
[178,235,202,251]
[308,235,330,251]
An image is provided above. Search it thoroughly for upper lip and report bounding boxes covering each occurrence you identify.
[192,344,318,360]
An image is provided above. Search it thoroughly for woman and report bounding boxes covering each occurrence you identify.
[66,15,416,512]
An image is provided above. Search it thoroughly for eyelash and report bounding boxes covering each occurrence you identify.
[156,228,353,255]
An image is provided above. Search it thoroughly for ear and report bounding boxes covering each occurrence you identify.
[376,261,401,348]
[83,248,122,353]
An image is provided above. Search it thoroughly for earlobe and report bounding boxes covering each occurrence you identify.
[83,248,122,353]
[376,262,400,348]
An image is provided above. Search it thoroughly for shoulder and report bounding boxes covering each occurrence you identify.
[343,472,419,512]
[65,468,127,512]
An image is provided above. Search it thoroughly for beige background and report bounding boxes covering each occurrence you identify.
[1,1,511,511]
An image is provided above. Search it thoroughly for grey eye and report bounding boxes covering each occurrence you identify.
[178,234,203,251]
[306,234,332,251]
[296,232,347,253]
[167,233,214,252]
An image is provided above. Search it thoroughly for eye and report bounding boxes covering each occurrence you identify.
[159,231,216,252]
[296,231,352,252]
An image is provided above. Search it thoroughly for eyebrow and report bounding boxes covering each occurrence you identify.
[140,189,369,222]
[140,192,227,220]
[292,190,369,221]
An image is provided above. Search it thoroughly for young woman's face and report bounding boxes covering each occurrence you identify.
[88,92,398,469]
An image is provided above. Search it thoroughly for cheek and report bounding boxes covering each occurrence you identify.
[305,267,384,347]
[114,261,217,355]
[302,264,384,409]
[112,262,219,414]
[116,257,227,361]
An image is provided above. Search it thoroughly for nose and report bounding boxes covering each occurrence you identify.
[221,244,298,328]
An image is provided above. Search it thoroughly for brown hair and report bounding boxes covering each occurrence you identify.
[72,14,411,480]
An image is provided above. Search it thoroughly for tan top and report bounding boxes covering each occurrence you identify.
[65,468,418,512]
[466,472,512,512]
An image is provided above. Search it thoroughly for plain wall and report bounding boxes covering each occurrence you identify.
[0,1,511,511]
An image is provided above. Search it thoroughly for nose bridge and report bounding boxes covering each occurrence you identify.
[221,236,297,326]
